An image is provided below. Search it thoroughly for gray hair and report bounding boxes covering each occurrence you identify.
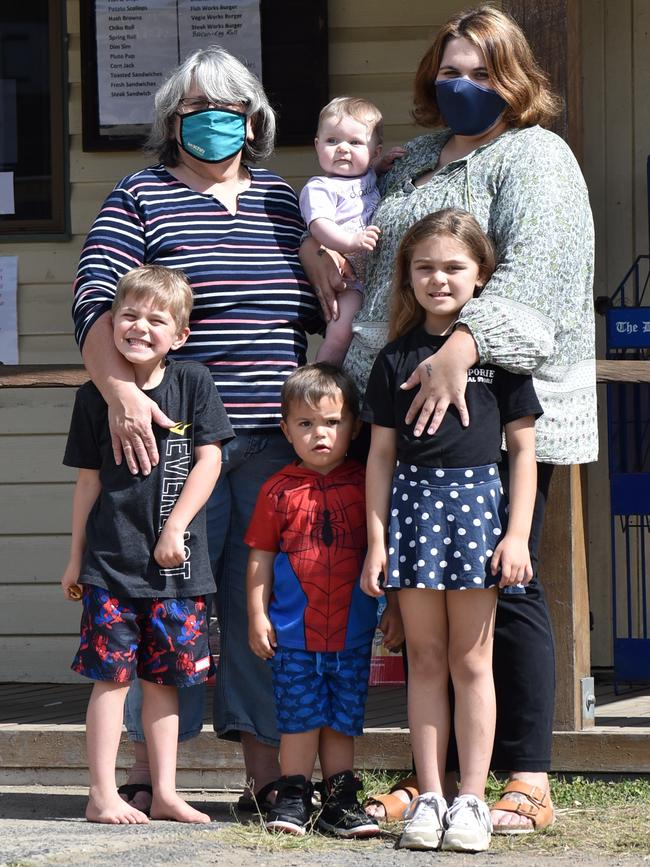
[146,45,276,165]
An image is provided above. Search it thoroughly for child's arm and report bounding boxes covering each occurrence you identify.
[378,592,404,650]
[246,548,277,659]
[491,416,537,587]
[61,469,101,600]
[154,443,222,568]
[361,424,397,597]
[309,218,380,255]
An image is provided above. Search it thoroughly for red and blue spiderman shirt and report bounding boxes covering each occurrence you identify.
[245,459,378,653]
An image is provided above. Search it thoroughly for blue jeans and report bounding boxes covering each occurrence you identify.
[210,430,294,746]
[124,429,293,745]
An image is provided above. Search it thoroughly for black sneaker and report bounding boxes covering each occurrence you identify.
[265,775,313,836]
[317,770,380,838]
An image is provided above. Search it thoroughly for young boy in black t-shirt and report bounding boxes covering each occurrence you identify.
[61,265,233,825]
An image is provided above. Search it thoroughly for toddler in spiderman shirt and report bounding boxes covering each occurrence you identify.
[245,363,382,838]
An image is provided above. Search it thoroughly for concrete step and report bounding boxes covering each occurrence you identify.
[3,723,650,787]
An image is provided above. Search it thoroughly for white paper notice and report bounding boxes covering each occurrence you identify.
[0,173,14,215]
[96,0,179,126]
[178,1,261,77]
[0,256,18,364]
[96,0,262,129]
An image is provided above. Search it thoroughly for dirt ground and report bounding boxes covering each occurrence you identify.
[1,786,648,867]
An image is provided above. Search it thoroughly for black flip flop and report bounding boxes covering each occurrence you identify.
[117,782,153,816]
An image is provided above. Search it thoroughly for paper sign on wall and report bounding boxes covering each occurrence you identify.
[0,256,18,364]
[95,0,261,127]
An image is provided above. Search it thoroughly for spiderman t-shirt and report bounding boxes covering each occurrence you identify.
[245,459,378,653]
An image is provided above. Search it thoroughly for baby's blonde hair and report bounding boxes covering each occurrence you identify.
[112,265,193,331]
[317,96,384,143]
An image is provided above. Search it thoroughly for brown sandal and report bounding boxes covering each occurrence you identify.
[364,774,419,822]
[491,780,555,835]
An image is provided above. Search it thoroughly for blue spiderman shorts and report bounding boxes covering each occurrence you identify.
[269,645,372,737]
[71,585,213,687]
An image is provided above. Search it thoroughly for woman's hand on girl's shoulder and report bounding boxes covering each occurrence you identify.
[361,547,387,597]
[491,533,533,587]
[401,327,478,436]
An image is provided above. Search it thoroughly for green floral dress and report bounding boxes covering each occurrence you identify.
[344,125,597,465]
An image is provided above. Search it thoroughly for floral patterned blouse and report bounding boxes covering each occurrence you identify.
[344,125,597,465]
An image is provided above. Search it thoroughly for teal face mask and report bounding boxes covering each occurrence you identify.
[177,107,247,163]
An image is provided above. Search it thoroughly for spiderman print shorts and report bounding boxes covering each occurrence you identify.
[71,585,213,687]
[269,644,372,737]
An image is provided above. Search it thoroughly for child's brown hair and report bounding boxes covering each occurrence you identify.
[281,363,360,420]
[389,208,496,340]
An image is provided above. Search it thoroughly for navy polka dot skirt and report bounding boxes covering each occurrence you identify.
[386,461,505,591]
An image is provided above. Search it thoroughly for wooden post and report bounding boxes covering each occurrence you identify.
[503,0,591,731]
[538,466,593,730]
[503,0,582,158]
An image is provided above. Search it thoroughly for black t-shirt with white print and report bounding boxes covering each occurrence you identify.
[361,327,543,468]
[63,360,234,598]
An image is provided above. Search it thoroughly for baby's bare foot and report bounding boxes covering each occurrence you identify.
[150,793,211,823]
[86,787,150,824]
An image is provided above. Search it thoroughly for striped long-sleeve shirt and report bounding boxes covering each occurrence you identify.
[72,164,322,431]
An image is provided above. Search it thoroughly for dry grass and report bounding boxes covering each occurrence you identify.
[218,772,650,858]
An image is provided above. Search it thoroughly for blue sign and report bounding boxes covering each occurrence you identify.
[606,308,650,348]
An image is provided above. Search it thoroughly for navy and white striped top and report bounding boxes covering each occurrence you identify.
[72,164,321,431]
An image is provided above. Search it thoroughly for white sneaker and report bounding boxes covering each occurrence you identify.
[398,792,447,850]
[441,794,492,852]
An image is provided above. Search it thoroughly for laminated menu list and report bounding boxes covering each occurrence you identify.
[96,0,261,127]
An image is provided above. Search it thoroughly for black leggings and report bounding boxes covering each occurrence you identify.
[437,461,556,772]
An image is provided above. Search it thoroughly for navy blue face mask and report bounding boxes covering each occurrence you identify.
[435,77,507,136]
[177,107,247,163]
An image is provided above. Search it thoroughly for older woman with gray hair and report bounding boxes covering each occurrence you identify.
[72,45,320,813]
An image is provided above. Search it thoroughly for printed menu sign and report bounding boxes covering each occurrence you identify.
[95,0,261,128]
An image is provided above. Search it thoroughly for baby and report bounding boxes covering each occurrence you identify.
[300,97,402,365]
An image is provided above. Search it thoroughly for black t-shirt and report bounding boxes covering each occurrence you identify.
[361,327,543,468]
[63,360,234,598]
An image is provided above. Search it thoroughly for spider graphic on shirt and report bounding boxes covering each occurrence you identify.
[267,471,367,650]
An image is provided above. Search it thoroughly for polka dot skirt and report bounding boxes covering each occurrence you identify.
[386,461,505,591]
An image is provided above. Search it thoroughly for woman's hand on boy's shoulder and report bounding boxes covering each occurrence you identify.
[491,533,533,587]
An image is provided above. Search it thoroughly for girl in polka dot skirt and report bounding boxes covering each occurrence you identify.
[360,208,542,853]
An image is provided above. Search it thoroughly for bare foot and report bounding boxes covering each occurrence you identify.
[490,772,554,833]
[150,793,211,823]
[86,787,150,824]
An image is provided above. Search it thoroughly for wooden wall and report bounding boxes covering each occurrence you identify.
[0,0,466,682]
[3,0,648,681]
[582,0,650,666]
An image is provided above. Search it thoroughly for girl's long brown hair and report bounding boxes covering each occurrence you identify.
[388,208,496,341]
